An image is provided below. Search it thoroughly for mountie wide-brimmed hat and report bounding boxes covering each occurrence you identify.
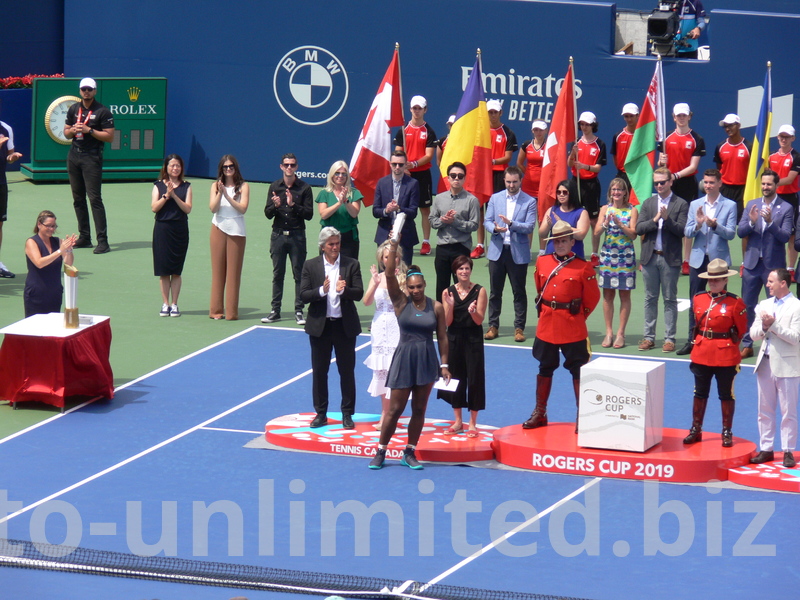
[698,258,738,279]
[544,220,575,241]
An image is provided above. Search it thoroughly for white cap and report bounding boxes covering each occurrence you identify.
[578,111,597,124]
[409,95,427,108]
[446,114,456,125]
[778,124,796,136]
[486,99,503,112]
[719,113,740,126]
[79,77,96,89]
[531,120,548,130]
[673,102,691,116]
[621,103,639,115]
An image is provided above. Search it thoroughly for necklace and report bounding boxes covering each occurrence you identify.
[456,283,473,298]
[412,297,426,311]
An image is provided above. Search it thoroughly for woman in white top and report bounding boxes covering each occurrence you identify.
[363,240,407,430]
[209,154,249,320]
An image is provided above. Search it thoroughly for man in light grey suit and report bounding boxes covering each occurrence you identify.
[635,167,689,353]
[677,168,738,355]
[750,268,800,468]
[483,166,537,342]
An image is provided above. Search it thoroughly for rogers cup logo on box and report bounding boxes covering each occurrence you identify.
[274,45,349,126]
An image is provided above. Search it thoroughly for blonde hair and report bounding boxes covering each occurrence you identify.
[377,240,407,292]
[325,160,353,201]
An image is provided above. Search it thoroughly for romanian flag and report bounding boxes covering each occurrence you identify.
[743,63,772,204]
[625,58,665,205]
[350,47,405,206]
[538,62,576,221]
[439,54,493,203]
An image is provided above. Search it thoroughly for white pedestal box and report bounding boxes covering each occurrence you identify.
[578,357,665,452]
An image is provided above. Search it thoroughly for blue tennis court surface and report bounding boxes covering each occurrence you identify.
[1,327,797,600]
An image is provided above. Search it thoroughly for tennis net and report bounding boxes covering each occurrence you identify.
[0,537,593,600]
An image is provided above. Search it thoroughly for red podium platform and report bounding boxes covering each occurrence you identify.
[493,423,756,483]
[265,413,495,463]
[728,457,800,492]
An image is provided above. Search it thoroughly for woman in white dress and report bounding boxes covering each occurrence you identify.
[363,240,407,429]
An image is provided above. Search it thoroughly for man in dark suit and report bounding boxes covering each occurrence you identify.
[299,227,364,429]
[738,170,794,358]
[635,167,689,353]
[373,150,419,265]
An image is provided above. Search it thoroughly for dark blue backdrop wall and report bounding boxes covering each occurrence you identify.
[53,1,800,192]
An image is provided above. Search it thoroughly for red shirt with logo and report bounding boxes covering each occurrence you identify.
[713,139,752,186]
[570,137,607,180]
[490,124,518,172]
[611,129,634,173]
[394,123,436,172]
[521,139,545,197]
[769,149,800,195]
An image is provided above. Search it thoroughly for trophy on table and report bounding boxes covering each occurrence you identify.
[64,264,79,328]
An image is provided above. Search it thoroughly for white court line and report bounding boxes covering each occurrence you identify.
[200,426,265,435]
[419,477,602,591]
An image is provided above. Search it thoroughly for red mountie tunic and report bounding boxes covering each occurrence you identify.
[769,149,800,195]
[713,139,752,186]
[569,137,606,179]
[611,129,634,173]
[689,291,747,367]
[490,124,518,172]
[534,253,600,345]
[520,139,545,197]
[394,123,437,172]
[660,130,706,174]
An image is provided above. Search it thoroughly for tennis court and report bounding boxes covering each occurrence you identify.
[1,325,797,600]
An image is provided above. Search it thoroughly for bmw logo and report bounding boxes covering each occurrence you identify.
[273,45,349,125]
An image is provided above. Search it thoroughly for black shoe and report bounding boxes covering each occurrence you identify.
[73,238,93,248]
[93,242,110,254]
[401,447,423,470]
[750,450,775,464]
[342,414,355,429]
[261,311,280,324]
[676,341,693,356]
[721,428,733,448]
[369,448,386,469]
[784,451,796,468]
[310,414,327,428]
[683,427,702,444]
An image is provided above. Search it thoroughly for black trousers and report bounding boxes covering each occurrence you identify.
[533,337,591,379]
[690,362,738,402]
[434,242,470,302]
[270,229,306,313]
[67,148,107,244]
[488,245,528,330]
[309,318,357,416]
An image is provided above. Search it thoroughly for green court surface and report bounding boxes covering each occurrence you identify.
[0,171,748,437]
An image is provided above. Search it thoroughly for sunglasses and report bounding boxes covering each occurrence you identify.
[390,162,406,168]
[654,180,669,186]
[80,87,95,92]
[222,164,235,171]
[282,163,297,168]
[556,190,569,196]
[333,172,347,178]
[448,172,465,180]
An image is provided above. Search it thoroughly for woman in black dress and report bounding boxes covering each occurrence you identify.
[439,255,487,437]
[369,237,450,470]
[24,210,76,317]
[151,154,192,317]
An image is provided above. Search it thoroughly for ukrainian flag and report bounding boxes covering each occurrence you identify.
[440,54,493,203]
[744,63,772,203]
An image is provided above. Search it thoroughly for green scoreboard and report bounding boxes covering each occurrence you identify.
[21,77,167,181]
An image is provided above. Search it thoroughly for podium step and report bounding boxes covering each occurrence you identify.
[728,457,800,492]
[493,423,755,483]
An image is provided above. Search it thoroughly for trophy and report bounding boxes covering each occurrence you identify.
[64,264,79,328]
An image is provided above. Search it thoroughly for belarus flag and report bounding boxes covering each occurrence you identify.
[350,47,404,206]
[625,58,666,205]
[439,54,493,203]
[538,62,576,221]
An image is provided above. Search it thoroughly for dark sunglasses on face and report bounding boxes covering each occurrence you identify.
[448,172,465,180]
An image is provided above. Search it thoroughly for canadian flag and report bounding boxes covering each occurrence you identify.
[538,63,576,221]
[350,47,404,206]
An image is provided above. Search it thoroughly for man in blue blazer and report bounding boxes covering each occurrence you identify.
[483,166,537,342]
[373,150,419,265]
[677,168,738,355]
[738,170,794,357]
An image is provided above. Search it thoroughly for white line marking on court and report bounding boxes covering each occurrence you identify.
[0,335,373,525]
[200,426,264,434]
[419,477,602,591]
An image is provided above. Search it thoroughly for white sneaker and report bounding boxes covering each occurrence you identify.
[160,303,171,317]
[170,304,181,317]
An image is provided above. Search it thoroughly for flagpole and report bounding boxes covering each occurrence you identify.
[396,42,407,154]
[569,56,582,206]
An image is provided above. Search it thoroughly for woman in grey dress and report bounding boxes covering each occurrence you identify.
[369,238,450,470]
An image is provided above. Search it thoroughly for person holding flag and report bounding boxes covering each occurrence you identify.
[569,111,607,265]
[611,103,639,194]
[769,125,800,281]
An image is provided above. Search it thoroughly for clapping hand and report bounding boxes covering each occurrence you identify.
[748,203,760,224]
[370,264,380,284]
[322,276,330,293]
[336,276,346,293]
[271,191,282,208]
[468,299,478,314]
[761,311,775,331]
[286,189,294,206]
[443,289,454,307]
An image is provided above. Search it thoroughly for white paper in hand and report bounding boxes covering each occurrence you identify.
[433,377,459,391]
[391,212,406,242]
